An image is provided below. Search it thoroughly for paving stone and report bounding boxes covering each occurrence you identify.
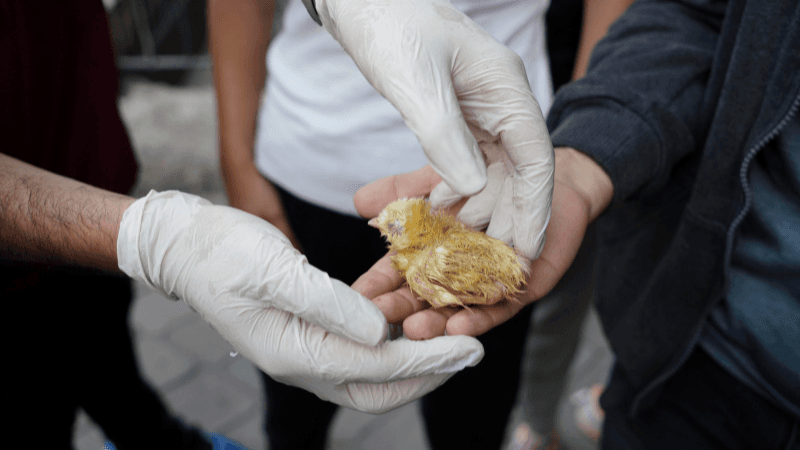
[119,82,222,199]
[221,407,266,450]
[73,409,92,437]
[329,401,429,450]
[73,410,107,450]
[228,357,263,391]
[74,428,107,450]
[165,371,259,431]
[170,319,235,364]
[218,361,263,449]
[135,335,196,388]
[131,282,195,334]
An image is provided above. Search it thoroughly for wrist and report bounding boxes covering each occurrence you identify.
[117,190,213,299]
[219,143,257,177]
[554,147,613,221]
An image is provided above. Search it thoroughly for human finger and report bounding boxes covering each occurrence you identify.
[501,123,554,260]
[484,174,514,242]
[339,373,455,414]
[297,331,484,385]
[352,253,404,300]
[371,285,430,325]
[457,160,507,231]
[444,299,527,337]
[354,166,441,218]
[403,307,460,340]
[429,181,463,210]
[252,243,389,347]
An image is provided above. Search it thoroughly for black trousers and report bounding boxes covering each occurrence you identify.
[262,184,534,450]
[2,266,209,450]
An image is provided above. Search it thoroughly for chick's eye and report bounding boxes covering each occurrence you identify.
[387,220,404,235]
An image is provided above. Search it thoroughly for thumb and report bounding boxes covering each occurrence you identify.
[374,335,484,379]
[341,372,456,414]
[319,334,485,384]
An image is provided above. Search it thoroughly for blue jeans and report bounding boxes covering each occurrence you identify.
[602,349,800,450]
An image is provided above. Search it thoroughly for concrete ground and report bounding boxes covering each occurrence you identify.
[72,72,613,450]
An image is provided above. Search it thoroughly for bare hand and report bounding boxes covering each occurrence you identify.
[352,148,612,339]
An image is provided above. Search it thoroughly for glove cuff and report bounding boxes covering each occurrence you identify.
[117,190,152,290]
[117,189,211,300]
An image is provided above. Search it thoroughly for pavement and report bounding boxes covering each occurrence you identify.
[71,71,613,450]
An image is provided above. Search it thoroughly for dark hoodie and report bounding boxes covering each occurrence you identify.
[547,0,800,418]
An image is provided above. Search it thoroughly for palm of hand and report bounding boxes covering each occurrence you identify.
[353,170,592,340]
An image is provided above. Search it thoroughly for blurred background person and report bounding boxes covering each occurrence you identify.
[0,1,243,448]
[4,2,484,448]
[210,1,552,449]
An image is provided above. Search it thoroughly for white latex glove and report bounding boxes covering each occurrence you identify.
[117,190,484,413]
[316,0,554,259]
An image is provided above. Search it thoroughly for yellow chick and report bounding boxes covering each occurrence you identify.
[369,198,527,308]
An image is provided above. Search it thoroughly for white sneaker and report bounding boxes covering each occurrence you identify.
[509,422,560,450]
[569,384,605,442]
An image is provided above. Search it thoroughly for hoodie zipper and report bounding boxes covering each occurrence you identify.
[629,91,800,417]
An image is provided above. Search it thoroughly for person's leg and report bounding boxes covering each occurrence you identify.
[260,373,339,450]
[275,184,388,284]
[2,267,210,450]
[2,267,80,450]
[518,225,598,441]
[602,349,800,450]
[260,184,388,450]
[70,271,211,450]
[421,304,534,450]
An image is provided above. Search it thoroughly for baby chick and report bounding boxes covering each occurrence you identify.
[369,198,527,308]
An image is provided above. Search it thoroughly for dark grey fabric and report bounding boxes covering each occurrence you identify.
[546,0,800,419]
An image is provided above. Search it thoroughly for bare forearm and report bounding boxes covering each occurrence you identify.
[572,0,636,80]
[209,0,275,175]
[0,153,134,271]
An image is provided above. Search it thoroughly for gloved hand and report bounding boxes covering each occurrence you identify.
[315,0,553,259]
[117,190,483,413]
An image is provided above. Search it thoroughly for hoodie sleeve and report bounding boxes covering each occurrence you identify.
[546,0,728,205]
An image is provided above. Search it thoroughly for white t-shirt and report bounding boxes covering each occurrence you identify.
[255,0,552,216]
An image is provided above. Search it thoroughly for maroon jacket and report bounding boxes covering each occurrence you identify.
[0,0,137,194]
